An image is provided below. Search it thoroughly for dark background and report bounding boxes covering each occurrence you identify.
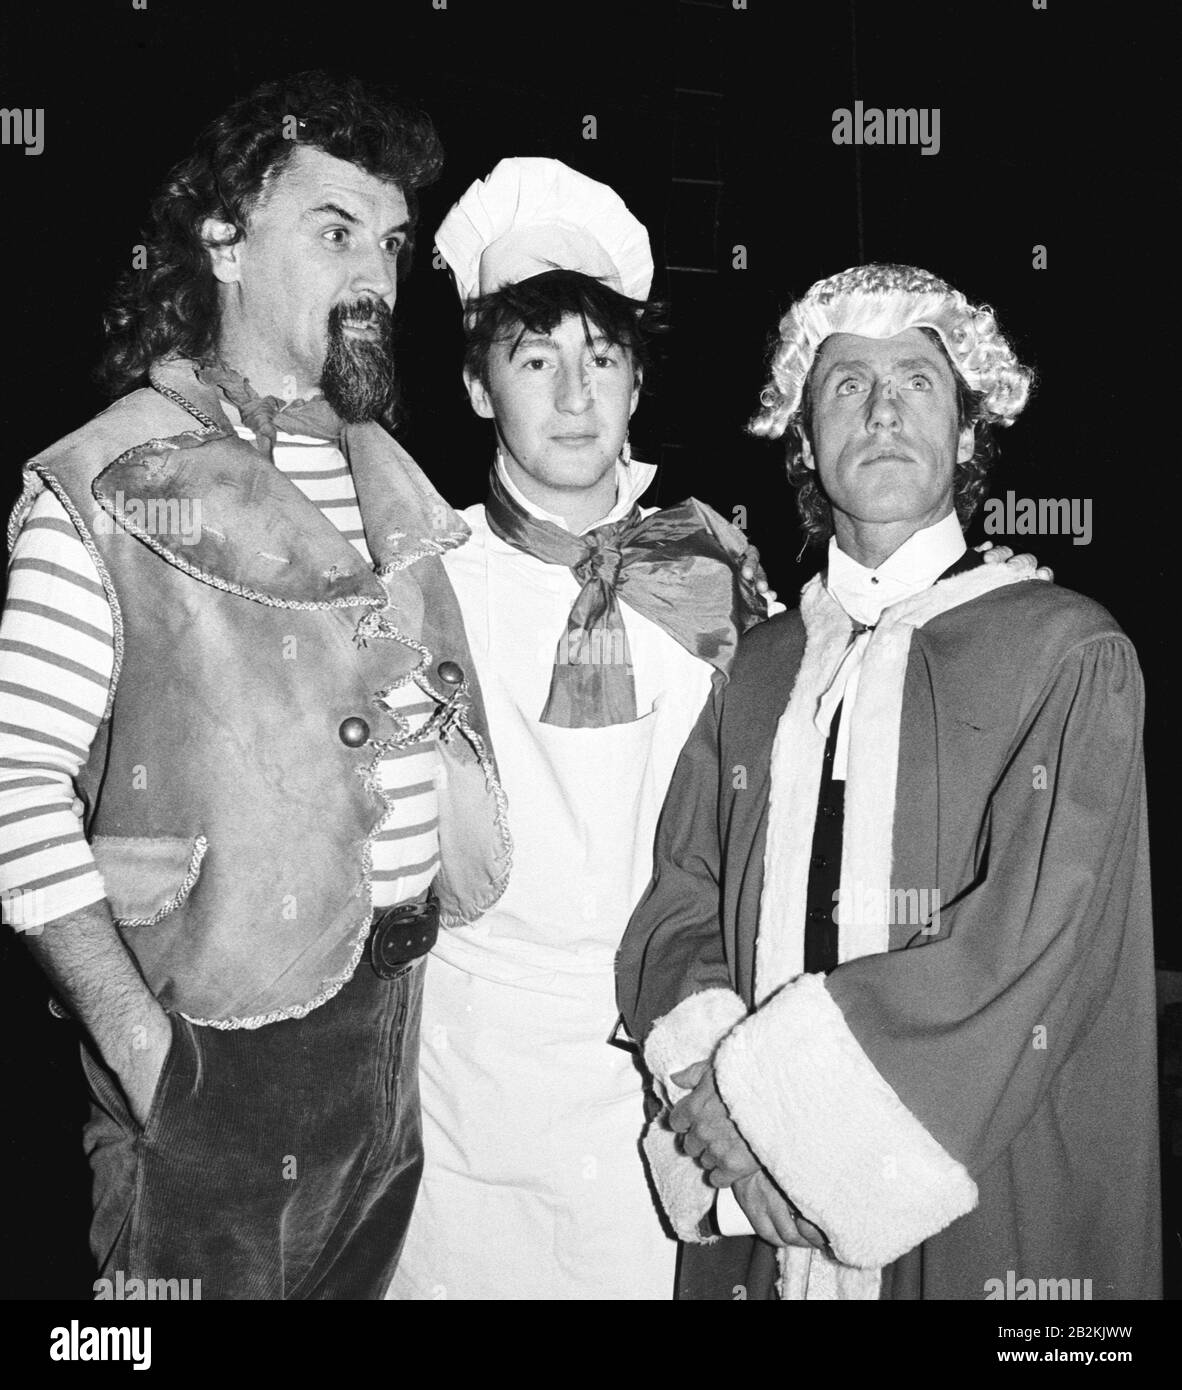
[0,0,1175,1300]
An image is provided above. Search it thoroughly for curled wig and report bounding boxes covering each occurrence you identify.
[100,70,443,396]
[748,265,1034,546]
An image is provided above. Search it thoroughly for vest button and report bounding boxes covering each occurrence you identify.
[338,716,370,747]
[437,660,464,686]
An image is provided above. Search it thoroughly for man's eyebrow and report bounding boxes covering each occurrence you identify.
[820,354,942,380]
[304,205,410,240]
[305,202,360,224]
[819,357,871,381]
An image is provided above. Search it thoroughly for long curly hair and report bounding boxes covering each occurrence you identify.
[100,70,443,397]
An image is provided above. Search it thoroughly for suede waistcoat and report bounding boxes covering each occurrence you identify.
[15,360,511,1028]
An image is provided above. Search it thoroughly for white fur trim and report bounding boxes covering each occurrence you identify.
[640,987,747,1242]
[643,986,747,1100]
[836,613,909,961]
[839,562,1037,962]
[761,563,1039,985]
[715,974,978,1269]
[777,1248,882,1300]
[641,1121,719,1244]
[748,561,1030,1291]
[756,576,851,1001]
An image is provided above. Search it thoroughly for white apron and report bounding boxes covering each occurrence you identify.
[387,477,709,1299]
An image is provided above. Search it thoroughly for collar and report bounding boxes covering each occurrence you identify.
[82,358,470,608]
[493,450,657,535]
[826,511,966,626]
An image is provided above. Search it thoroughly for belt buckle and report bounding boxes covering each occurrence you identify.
[369,901,439,980]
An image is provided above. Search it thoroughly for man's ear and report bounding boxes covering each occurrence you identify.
[628,364,642,419]
[801,435,816,472]
[202,218,244,285]
[956,424,975,465]
[464,368,495,420]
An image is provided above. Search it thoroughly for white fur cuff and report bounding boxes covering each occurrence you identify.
[714,973,977,1268]
[642,1121,719,1244]
[644,986,747,1101]
[640,987,747,1244]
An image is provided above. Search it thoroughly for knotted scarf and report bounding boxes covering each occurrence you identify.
[197,361,344,460]
[483,465,768,727]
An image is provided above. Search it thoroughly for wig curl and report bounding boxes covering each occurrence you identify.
[749,264,1034,545]
[100,70,443,396]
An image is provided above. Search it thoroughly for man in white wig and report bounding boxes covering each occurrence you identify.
[385,157,775,1299]
[617,263,1160,1300]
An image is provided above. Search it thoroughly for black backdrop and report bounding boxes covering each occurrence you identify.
[0,0,1175,1300]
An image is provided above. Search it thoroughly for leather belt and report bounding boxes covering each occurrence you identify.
[368,897,439,980]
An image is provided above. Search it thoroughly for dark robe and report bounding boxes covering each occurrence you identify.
[617,564,1160,1300]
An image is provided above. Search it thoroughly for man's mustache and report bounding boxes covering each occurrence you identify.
[328,300,394,338]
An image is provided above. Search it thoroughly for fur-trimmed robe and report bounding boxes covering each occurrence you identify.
[616,563,1160,1300]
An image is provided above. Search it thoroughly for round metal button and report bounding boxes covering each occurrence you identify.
[338,716,370,747]
[437,660,463,686]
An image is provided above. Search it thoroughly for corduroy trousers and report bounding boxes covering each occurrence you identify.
[81,955,424,1300]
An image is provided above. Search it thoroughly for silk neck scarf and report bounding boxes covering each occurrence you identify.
[197,362,343,461]
[483,464,767,727]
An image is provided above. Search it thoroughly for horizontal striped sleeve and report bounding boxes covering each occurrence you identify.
[0,489,111,928]
[369,684,442,906]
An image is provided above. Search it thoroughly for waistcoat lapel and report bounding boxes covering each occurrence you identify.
[90,360,384,607]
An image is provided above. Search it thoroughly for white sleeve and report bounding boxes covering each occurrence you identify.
[0,488,113,928]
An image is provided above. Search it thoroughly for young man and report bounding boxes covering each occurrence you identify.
[386,158,774,1299]
[0,72,509,1299]
[617,263,1160,1300]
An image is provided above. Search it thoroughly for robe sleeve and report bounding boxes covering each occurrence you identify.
[615,673,747,1241]
[617,672,746,1082]
[713,634,1151,1270]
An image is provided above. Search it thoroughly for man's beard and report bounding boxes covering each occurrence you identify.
[320,300,397,424]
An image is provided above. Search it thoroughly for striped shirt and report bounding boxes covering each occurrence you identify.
[0,419,441,930]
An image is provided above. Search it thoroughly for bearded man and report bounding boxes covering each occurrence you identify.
[0,71,509,1300]
[617,264,1160,1300]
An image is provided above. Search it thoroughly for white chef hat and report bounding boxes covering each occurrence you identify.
[435,157,653,305]
[750,263,1032,438]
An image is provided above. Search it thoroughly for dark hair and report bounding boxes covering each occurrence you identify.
[783,327,999,547]
[461,269,665,387]
[100,70,444,396]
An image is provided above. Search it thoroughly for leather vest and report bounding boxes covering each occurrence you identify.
[16,360,511,1027]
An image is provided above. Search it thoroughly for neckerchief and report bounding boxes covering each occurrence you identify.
[197,361,343,461]
[483,464,768,728]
